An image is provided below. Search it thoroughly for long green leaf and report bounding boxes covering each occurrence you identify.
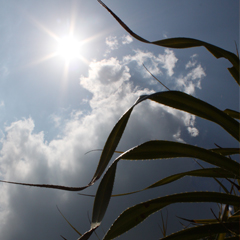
[57,206,82,236]
[97,0,239,84]
[159,222,239,240]
[89,95,146,184]
[224,109,240,120]
[91,162,117,228]
[103,192,240,240]
[89,90,239,191]
[210,148,240,155]
[146,91,239,141]
[1,90,238,192]
[76,226,99,240]
[89,107,133,183]
[78,162,118,240]
[112,168,237,197]
[177,215,240,224]
[87,141,239,239]
[118,141,240,177]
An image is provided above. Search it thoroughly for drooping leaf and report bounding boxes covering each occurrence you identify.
[103,192,240,240]
[77,162,117,240]
[89,90,239,189]
[147,91,240,141]
[0,179,89,191]
[210,148,240,155]
[77,226,99,240]
[97,0,239,85]
[177,214,240,225]
[224,109,240,120]
[89,95,147,184]
[1,90,238,192]
[158,222,239,240]
[91,162,117,228]
[112,168,237,197]
[118,141,240,177]
[57,206,82,236]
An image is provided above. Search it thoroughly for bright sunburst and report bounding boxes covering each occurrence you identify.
[57,36,81,61]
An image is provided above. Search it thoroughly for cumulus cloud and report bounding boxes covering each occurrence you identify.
[123,48,178,80]
[173,129,185,143]
[158,49,178,76]
[122,35,133,44]
[105,36,119,50]
[175,64,206,95]
[0,47,203,239]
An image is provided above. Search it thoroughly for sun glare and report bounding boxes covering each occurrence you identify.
[57,36,81,61]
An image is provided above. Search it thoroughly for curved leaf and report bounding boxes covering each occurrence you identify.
[89,107,133,183]
[210,148,240,155]
[118,141,240,177]
[159,222,239,240]
[224,109,240,120]
[177,215,240,224]
[103,192,240,240]
[112,168,237,197]
[1,90,238,192]
[57,206,82,236]
[89,95,146,184]
[78,162,117,240]
[147,91,239,141]
[97,0,239,84]
[89,90,239,191]
[77,226,99,240]
[91,162,117,228]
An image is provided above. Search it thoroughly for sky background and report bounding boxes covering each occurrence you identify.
[0,1,239,239]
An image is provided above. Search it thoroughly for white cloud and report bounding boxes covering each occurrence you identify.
[158,49,178,77]
[173,129,185,143]
[0,50,203,239]
[187,126,199,137]
[183,114,199,137]
[122,35,133,45]
[123,48,178,80]
[50,114,61,128]
[106,36,119,50]
[80,57,133,110]
[186,54,198,69]
[176,64,206,95]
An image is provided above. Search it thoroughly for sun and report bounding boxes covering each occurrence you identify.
[57,36,81,61]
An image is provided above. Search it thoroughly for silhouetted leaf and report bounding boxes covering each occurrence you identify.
[103,192,240,240]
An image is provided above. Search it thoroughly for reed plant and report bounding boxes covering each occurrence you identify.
[1,1,239,239]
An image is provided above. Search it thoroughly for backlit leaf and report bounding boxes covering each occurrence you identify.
[103,192,240,240]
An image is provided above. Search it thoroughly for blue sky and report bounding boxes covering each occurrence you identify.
[0,1,239,239]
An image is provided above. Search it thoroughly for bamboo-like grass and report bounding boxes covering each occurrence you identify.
[0,1,239,239]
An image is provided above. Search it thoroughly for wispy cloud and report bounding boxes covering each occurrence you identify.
[175,64,206,95]
[185,54,198,69]
[123,48,178,81]
[0,65,9,79]
[158,49,178,77]
[106,36,119,50]
[122,35,133,45]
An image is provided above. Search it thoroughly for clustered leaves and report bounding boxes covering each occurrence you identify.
[0,1,239,240]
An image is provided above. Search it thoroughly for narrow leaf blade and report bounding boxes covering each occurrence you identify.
[103,192,240,240]
[159,222,239,240]
[118,141,240,177]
